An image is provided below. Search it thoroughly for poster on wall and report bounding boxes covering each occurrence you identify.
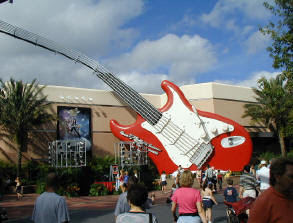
[57,106,92,151]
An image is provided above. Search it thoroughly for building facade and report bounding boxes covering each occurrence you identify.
[0,82,273,164]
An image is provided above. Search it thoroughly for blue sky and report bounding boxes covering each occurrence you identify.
[0,0,280,94]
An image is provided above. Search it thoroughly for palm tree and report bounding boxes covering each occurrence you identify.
[243,74,292,157]
[0,78,54,177]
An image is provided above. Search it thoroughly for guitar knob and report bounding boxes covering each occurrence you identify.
[223,125,229,132]
[212,128,218,134]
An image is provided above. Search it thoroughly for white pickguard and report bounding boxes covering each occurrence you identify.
[142,86,234,168]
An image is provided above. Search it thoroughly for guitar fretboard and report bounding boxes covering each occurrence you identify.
[0,20,162,125]
[97,72,162,125]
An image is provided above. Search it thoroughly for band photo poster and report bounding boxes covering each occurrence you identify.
[57,106,92,151]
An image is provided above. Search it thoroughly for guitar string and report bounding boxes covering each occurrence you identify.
[94,71,208,160]
[90,66,211,164]
[1,20,209,163]
[97,72,185,142]
[99,71,200,157]
[95,70,204,158]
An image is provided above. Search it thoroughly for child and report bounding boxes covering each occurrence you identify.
[224,179,238,203]
[160,171,167,193]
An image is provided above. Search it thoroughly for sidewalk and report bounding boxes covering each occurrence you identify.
[0,190,170,221]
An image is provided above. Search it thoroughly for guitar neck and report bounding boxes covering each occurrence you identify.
[0,20,162,125]
[97,72,162,125]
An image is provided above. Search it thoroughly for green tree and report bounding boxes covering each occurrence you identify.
[0,79,54,177]
[261,0,292,74]
[243,75,292,157]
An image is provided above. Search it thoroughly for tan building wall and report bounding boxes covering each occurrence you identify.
[0,82,265,163]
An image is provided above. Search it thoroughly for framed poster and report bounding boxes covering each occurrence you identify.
[57,106,92,151]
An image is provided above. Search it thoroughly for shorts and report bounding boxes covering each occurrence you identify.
[243,189,256,198]
[161,181,167,186]
[202,198,214,210]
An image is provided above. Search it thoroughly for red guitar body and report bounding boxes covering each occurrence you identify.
[110,80,252,174]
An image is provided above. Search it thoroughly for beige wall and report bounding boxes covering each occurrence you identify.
[0,82,266,163]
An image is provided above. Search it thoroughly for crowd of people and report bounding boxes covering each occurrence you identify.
[161,158,293,223]
[2,157,291,223]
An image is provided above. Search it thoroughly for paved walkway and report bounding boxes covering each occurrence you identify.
[0,190,171,222]
[1,178,236,222]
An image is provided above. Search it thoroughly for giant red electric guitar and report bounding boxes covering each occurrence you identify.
[0,20,253,174]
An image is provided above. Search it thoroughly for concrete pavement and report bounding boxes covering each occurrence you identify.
[1,190,228,223]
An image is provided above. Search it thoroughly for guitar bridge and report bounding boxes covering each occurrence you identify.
[189,143,213,168]
[120,131,161,155]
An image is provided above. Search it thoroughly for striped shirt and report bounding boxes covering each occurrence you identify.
[239,172,258,190]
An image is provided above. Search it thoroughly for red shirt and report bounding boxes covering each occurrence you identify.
[248,187,293,223]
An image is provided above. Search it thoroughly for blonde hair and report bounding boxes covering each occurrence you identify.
[179,170,194,187]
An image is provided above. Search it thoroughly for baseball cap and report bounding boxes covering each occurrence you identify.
[261,160,267,165]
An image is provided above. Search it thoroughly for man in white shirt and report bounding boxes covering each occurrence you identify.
[256,160,270,192]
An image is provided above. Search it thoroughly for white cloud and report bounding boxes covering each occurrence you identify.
[245,31,271,54]
[106,34,217,83]
[118,72,168,94]
[0,0,144,90]
[217,71,280,88]
[200,0,273,30]
[0,0,143,55]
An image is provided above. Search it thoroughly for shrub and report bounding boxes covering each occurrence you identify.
[89,155,115,181]
[89,183,108,196]
[258,151,281,162]
[65,183,80,197]
[287,150,293,158]
[36,181,46,194]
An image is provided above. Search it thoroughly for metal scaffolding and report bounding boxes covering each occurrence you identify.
[114,141,149,169]
[48,140,87,168]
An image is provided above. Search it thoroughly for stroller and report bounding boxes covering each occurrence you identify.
[224,197,255,223]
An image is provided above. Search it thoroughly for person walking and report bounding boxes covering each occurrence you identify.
[201,182,218,223]
[14,177,23,200]
[248,158,293,223]
[196,170,202,186]
[160,171,167,193]
[239,164,259,216]
[171,170,207,223]
[239,165,259,199]
[32,172,70,223]
[205,165,217,192]
[123,171,129,185]
[116,183,158,223]
[118,170,124,190]
[256,160,270,193]
[114,176,154,220]
[223,179,238,203]
[216,170,223,190]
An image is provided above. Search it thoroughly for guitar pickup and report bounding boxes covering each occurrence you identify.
[189,142,213,168]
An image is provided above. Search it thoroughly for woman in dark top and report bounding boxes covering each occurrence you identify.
[15,177,23,200]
